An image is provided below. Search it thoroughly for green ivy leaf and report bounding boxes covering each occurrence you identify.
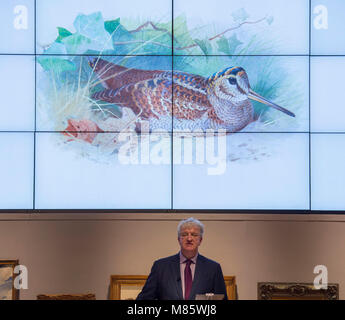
[62,33,93,54]
[111,24,135,54]
[104,18,121,35]
[38,56,75,73]
[228,34,243,53]
[266,16,274,25]
[42,42,67,55]
[56,27,73,43]
[172,15,194,50]
[217,36,231,55]
[194,38,212,55]
[231,8,249,23]
[73,12,113,52]
[40,42,78,74]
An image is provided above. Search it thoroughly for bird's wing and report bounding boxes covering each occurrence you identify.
[172,81,211,120]
[92,77,173,120]
[89,58,166,90]
[92,70,213,121]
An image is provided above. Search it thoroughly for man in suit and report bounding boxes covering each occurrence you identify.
[136,217,227,300]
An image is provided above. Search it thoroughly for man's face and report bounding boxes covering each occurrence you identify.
[178,225,202,257]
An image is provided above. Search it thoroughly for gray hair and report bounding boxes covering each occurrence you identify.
[177,217,204,237]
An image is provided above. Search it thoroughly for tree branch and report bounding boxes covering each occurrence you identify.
[176,17,267,50]
[128,21,178,43]
[118,17,267,51]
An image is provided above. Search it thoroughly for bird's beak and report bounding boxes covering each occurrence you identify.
[248,89,295,118]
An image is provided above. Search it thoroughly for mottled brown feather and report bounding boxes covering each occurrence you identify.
[91,58,165,90]
[172,84,210,120]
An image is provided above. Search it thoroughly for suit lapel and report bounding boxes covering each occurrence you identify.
[171,254,183,300]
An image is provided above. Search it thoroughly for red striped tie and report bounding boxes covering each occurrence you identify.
[184,259,192,300]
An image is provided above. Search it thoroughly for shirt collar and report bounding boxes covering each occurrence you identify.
[179,251,198,264]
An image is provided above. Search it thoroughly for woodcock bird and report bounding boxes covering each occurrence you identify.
[89,58,295,132]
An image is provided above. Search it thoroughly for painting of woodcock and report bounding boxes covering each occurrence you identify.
[89,57,295,132]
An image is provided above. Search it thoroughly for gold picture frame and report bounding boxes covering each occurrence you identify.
[110,275,236,300]
[258,282,339,300]
[224,276,237,300]
[110,275,148,300]
[37,293,96,300]
[0,260,19,300]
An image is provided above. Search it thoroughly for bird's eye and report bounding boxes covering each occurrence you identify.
[228,77,237,85]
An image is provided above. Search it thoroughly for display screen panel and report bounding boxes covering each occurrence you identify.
[311,134,345,210]
[0,0,345,211]
[0,55,35,131]
[311,57,345,132]
[35,132,171,209]
[173,133,310,210]
[0,133,34,209]
[0,0,34,54]
[174,0,310,55]
[311,0,345,55]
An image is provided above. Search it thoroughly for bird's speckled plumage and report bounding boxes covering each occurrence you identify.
[89,58,294,132]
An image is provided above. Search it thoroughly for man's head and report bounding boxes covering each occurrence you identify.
[177,217,204,259]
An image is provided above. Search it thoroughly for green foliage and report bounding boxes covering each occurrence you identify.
[104,18,121,34]
[217,34,243,55]
[194,38,212,55]
[266,16,274,25]
[39,11,274,66]
[73,12,113,52]
[172,15,194,50]
[39,57,76,74]
[217,37,231,55]
[55,27,72,43]
[231,8,250,23]
[37,42,76,73]
[62,34,93,54]
[228,34,243,52]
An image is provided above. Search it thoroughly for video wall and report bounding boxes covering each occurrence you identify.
[0,0,344,211]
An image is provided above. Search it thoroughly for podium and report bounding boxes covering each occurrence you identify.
[195,293,225,300]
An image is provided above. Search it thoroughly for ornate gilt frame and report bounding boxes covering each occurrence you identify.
[110,275,148,300]
[37,293,96,300]
[224,276,237,300]
[258,282,339,300]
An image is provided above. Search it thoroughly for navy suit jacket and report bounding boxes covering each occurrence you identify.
[136,253,227,300]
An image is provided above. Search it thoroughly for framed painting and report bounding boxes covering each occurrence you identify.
[110,275,236,300]
[110,275,148,300]
[258,282,339,300]
[37,293,96,300]
[224,276,237,300]
[0,260,19,300]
